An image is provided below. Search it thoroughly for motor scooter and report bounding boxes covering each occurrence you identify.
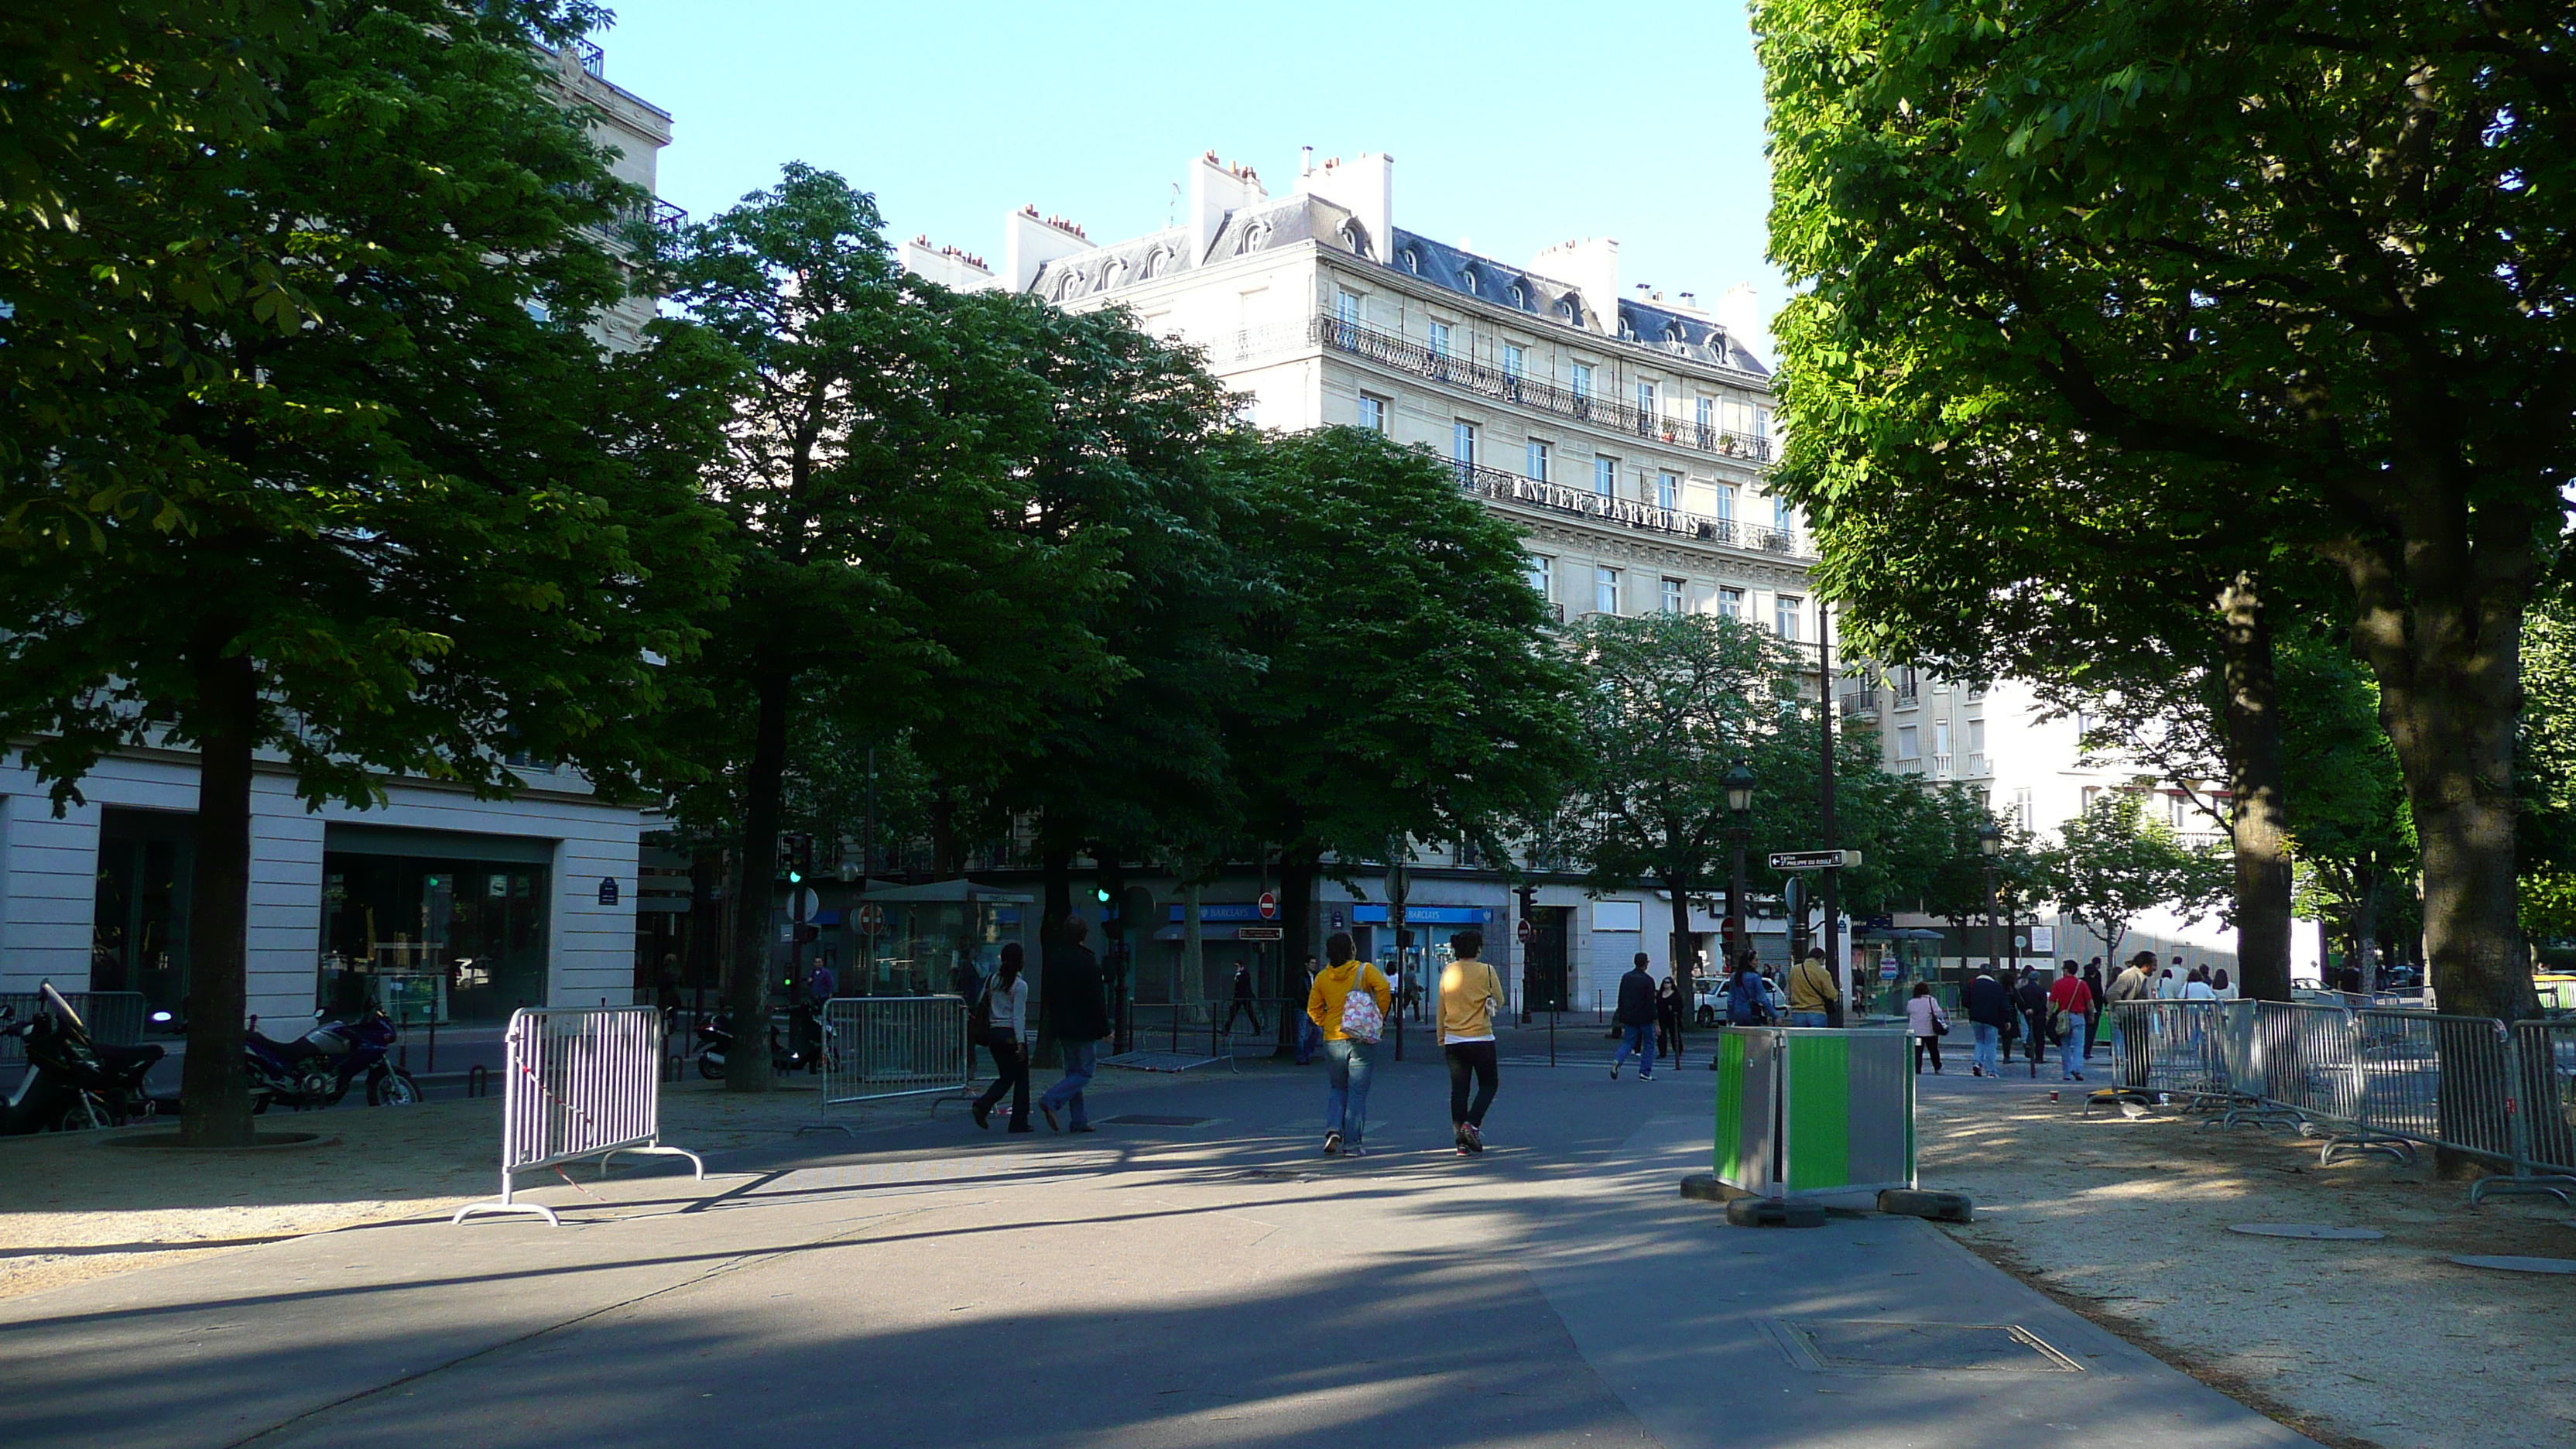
[0,984,163,1135]
[692,1009,806,1081]
[243,1007,420,1112]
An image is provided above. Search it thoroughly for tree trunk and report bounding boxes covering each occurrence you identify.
[1095,845,1126,1053]
[725,668,791,1094]
[180,644,258,1146]
[2218,573,2295,1002]
[1278,846,1320,1056]
[2324,529,2533,1023]
[1040,846,1073,948]
[1664,875,1697,1003]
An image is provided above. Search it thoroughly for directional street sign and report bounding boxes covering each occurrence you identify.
[1768,849,1862,872]
[1238,926,1283,941]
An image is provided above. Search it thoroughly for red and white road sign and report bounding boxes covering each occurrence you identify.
[1256,891,1278,920]
[1516,917,1536,945]
[855,903,884,934]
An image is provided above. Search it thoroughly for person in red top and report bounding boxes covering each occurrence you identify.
[2047,962,2095,1082]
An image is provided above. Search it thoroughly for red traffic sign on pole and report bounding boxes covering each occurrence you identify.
[1516,917,1536,946]
[1256,891,1278,920]
[855,903,884,934]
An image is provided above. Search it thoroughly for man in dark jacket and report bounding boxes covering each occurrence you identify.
[1612,953,1660,1081]
[1037,917,1111,1133]
[1222,961,1263,1037]
[1965,968,2012,1078]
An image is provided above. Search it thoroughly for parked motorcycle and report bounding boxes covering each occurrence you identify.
[692,1008,806,1081]
[243,1008,421,1113]
[1,984,164,1135]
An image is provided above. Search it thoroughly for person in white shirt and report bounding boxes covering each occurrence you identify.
[970,944,1032,1132]
[2183,967,2218,1002]
[2157,967,2184,999]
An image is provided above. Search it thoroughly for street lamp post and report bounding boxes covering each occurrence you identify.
[1724,762,1756,977]
[1975,820,2003,987]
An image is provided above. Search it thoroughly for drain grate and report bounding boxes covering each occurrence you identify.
[1095,1114,1214,1127]
[1766,1320,2083,1373]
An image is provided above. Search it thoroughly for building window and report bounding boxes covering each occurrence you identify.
[1461,268,1479,295]
[1429,320,1451,358]
[2081,784,2101,814]
[1934,719,1951,756]
[1897,724,1921,760]
[1773,495,1794,532]
[1560,298,1579,320]
[1526,438,1551,482]
[1715,485,1737,522]
[1358,392,1386,432]
[1526,554,1553,599]
[1572,362,1594,399]
[1756,405,1771,438]
[1968,718,1987,752]
[1656,470,1680,509]
[1776,594,1802,641]
[1637,380,1656,416]
[1336,292,1359,327]
[1595,566,1620,615]
[1503,343,1524,379]
[1452,420,1477,468]
[1593,455,1615,497]
[1718,586,1743,619]
[1660,577,1684,614]
[1697,396,1712,431]
[1400,248,1420,273]
[2018,788,2038,832]
[1509,283,1528,308]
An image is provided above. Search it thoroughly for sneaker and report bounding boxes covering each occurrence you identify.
[1041,1103,1060,1132]
[1344,1143,1366,1158]
[1324,1130,1343,1156]
[1067,1124,1095,1134]
[1462,1122,1484,1154]
[1639,1072,1653,1081]
[1609,1065,1620,1081]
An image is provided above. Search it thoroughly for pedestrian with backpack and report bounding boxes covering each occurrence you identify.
[1723,957,1776,1027]
[2047,961,2095,1083]
[1307,932,1391,1156]
[1438,930,1505,1154]
[970,943,1032,1132]
[1611,954,1660,1081]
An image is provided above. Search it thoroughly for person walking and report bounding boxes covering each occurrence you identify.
[1037,918,1111,1134]
[1965,966,2011,1077]
[2047,961,2095,1082]
[1293,955,1324,1064]
[2015,968,2051,1075]
[2184,967,2218,1002]
[1654,975,1684,1061]
[1788,946,1840,1028]
[1724,955,1778,1026]
[2107,950,2154,1070]
[1905,981,1950,1074]
[1612,953,1658,1081]
[2080,959,2107,1062]
[1439,930,1504,1154]
[1307,933,1391,1156]
[1222,961,1264,1038]
[971,944,1032,1131]
[2211,967,2235,1000]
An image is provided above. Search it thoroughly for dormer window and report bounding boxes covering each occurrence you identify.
[1144,247,1172,279]
[1559,298,1578,321]
[1338,219,1371,258]
[1461,268,1479,295]
[1509,283,1528,308]
[1400,248,1420,273]
[1235,220,1272,255]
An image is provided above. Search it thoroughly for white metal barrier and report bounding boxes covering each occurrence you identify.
[453,1006,703,1227]
[799,996,972,1135]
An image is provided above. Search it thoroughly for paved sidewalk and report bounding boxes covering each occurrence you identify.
[0,1056,2314,1449]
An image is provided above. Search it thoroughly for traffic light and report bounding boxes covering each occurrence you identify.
[778,832,814,884]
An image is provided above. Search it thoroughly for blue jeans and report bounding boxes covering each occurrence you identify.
[1041,1039,1097,1127]
[1973,1023,2001,1075]
[1297,1016,1322,1064]
[1790,1010,1828,1028]
[1615,1023,1655,1077]
[1325,1036,1375,1144]
[2110,1021,2126,1081]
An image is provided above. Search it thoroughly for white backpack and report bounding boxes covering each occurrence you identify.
[1338,968,1384,1043]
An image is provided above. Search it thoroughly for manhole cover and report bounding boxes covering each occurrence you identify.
[1096,1114,1214,1127]
[2450,1255,2576,1275]
[1768,1321,2082,1373]
[1236,1168,1320,1182]
[2228,1223,2386,1241]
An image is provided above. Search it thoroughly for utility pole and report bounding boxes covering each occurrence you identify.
[1820,603,1842,1016]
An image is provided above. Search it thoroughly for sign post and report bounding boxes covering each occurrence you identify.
[1768,849,1862,872]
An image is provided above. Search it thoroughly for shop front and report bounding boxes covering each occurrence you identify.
[846,880,1029,998]
[88,807,196,1030]
[317,826,554,1023]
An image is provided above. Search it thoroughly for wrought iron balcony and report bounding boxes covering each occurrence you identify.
[1316,317,1773,463]
[1451,460,1800,554]
[1838,687,1879,719]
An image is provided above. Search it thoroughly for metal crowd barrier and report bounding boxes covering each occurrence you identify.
[452,1006,702,1227]
[0,991,146,1067]
[2110,999,2576,1201]
[800,995,971,1135]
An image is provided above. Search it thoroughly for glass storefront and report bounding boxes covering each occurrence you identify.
[848,889,1025,997]
[319,831,552,1023]
[90,809,195,1029]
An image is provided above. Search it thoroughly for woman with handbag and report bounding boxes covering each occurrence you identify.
[1906,981,1951,1074]
[1439,930,1506,1155]
[970,944,1032,1132]
[1305,931,1392,1157]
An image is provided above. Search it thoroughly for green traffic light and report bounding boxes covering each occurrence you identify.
[1093,887,1112,903]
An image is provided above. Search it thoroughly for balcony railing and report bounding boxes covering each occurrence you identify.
[1451,460,1800,554]
[1839,686,1879,718]
[1316,317,1773,463]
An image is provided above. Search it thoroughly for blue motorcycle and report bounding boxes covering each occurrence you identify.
[244,1008,420,1112]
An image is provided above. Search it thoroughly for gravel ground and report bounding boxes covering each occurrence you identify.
[1919,1072,2576,1449]
[0,1070,1186,1303]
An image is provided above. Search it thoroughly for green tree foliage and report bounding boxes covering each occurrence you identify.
[1218,429,1582,991]
[2522,588,2576,940]
[2046,793,2232,972]
[656,165,1116,1091]
[1553,611,1797,981]
[1759,0,2573,1019]
[2276,629,2420,979]
[0,2,730,1143]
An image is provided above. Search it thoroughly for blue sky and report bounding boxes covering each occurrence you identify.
[591,1,1785,355]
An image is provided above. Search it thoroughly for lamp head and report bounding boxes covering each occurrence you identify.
[1975,820,2002,858]
[1723,762,1756,816]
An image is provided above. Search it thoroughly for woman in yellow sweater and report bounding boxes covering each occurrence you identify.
[1438,930,1506,1155]
[1305,931,1392,1157]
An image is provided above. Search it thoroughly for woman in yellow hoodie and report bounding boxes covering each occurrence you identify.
[1306,931,1392,1157]
[1438,930,1506,1155]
